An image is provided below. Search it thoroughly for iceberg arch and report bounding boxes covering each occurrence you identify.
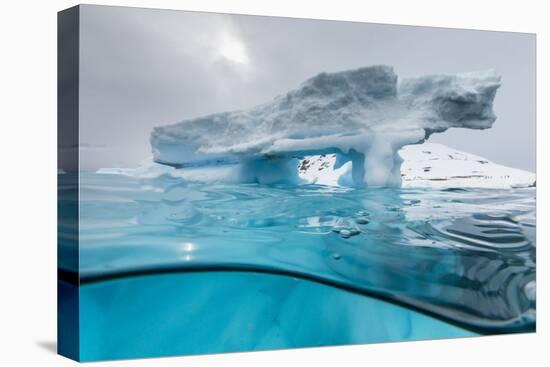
[150,65,501,187]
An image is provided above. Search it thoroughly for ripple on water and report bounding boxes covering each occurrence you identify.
[73,174,536,333]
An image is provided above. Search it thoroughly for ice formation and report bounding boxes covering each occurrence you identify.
[151,65,501,187]
[298,143,536,189]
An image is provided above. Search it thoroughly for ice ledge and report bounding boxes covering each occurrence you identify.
[151,65,501,187]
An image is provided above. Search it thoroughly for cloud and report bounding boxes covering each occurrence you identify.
[77,5,535,172]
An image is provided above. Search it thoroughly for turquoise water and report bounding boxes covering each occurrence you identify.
[59,172,536,361]
[80,272,474,361]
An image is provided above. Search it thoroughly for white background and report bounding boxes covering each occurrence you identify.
[0,0,547,365]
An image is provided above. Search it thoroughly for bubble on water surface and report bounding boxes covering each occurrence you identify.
[333,228,360,239]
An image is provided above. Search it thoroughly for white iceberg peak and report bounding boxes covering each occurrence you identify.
[151,65,501,187]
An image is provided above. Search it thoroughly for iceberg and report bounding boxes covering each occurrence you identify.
[150,65,501,187]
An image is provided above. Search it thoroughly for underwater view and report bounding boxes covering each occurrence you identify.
[57,5,536,362]
[59,170,536,360]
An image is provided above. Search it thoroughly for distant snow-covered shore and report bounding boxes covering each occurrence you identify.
[299,143,535,189]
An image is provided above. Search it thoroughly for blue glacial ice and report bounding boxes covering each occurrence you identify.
[150,65,501,187]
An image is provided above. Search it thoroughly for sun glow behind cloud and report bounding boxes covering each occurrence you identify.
[218,34,249,64]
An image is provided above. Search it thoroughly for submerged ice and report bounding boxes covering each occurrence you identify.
[151,65,501,187]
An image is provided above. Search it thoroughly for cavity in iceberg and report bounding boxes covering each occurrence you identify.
[150,65,501,187]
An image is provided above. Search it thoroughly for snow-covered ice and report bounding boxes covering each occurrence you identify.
[150,65,501,187]
[299,143,535,189]
[399,143,535,189]
[96,158,174,179]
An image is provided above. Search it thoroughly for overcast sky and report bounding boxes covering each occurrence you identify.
[79,5,536,172]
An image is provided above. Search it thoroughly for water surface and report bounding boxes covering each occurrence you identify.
[59,172,536,360]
